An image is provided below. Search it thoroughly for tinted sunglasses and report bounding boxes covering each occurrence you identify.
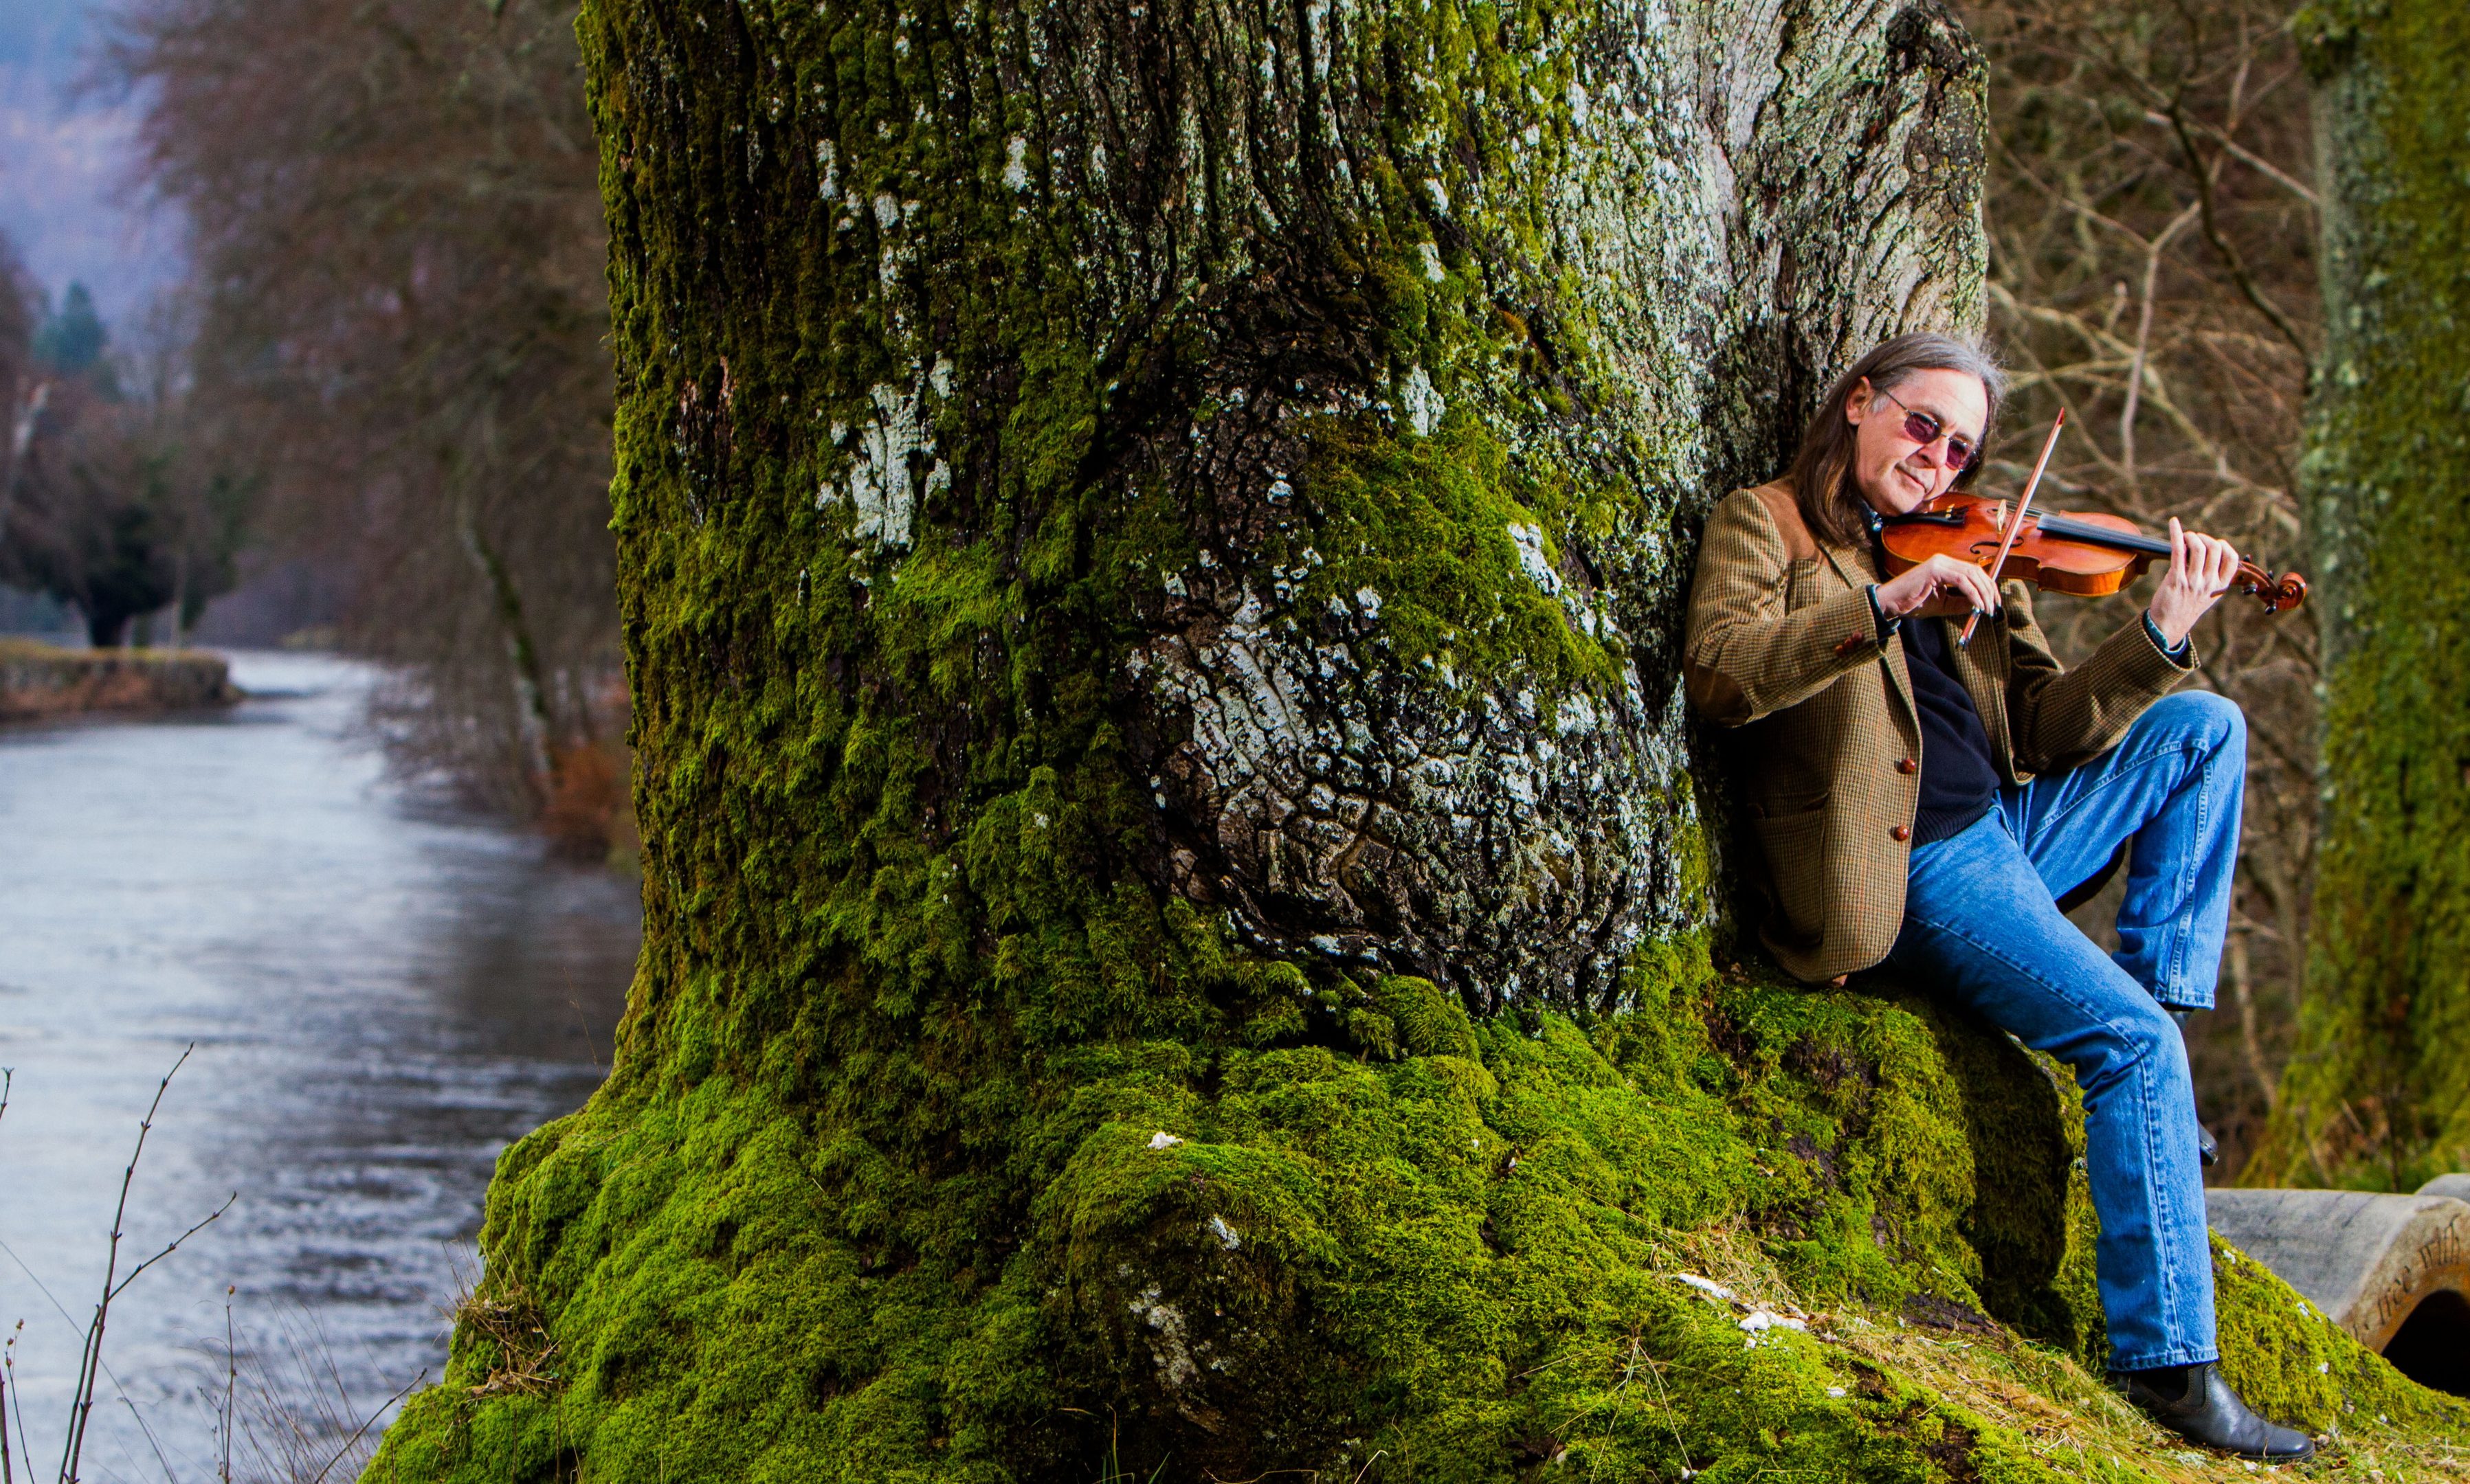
[1876,385,1981,474]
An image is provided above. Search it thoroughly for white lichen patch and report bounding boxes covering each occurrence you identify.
[816,139,838,200]
[1506,522,1560,596]
[1400,366,1444,437]
[1419,240,1445,282]
[1126,1285,1199,1386]
[821,379,944,549]
[1206,1214,1242,1250]
[1003,135,1030,192]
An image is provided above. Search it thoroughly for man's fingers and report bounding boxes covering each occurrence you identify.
[1936,556,1994,612]
[2203,538,2226,593]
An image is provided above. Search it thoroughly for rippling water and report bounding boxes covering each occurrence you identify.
[0,652,638,1481]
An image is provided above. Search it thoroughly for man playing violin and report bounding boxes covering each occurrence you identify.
[1683,331,2312,1461]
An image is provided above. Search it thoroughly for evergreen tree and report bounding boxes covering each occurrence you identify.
[32,282,119,396]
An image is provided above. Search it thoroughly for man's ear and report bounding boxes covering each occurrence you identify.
[1845,376,1872,425]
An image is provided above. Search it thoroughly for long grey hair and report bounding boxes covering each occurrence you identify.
[1786,333,2007,549]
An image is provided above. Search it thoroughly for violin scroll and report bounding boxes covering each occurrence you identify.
[2239,563,2307,615]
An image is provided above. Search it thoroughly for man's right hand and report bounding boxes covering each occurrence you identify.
[1875,554,2001,622]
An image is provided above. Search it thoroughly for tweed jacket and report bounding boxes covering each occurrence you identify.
[1683,481,2196,982]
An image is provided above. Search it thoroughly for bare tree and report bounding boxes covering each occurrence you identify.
[111,0,620,818]
[0,242,46,557]
[1963,0,2320,1176]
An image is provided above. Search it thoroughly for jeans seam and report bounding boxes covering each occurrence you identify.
[2141,1040,2188,1347]
[2164,748,2202,992]
[2153,741,2220,1000]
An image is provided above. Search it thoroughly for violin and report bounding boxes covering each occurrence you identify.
[1878,410,2306,644]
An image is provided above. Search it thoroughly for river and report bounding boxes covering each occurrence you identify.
[0,651,638,1481]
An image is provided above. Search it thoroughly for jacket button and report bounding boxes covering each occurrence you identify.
[1891,824,1912,842]
[1897,758,1919,774]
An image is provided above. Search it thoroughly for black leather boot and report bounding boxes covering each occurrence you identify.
[2168,1008,2220,1168]
[2116,1363,2315,1460]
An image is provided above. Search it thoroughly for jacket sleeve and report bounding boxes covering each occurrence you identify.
[1683,491,1891,728]
[2003,581,2197,773]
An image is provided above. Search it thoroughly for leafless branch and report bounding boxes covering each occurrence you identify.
[2165,102,2314,364]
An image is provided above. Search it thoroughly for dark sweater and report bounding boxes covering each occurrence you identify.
[1901,617,2001,844]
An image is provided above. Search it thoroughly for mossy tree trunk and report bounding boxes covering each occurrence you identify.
[359,0,2089,1479]
[2250,2,2470,1192]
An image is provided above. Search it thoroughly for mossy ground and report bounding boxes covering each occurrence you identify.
[369,956,2470,1482]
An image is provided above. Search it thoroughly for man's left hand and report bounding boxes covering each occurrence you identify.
[2147,517,2240,649]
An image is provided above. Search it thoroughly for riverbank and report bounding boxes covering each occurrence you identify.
[0,637,242,721]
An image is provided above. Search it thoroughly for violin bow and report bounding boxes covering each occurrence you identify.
[1959,406,2067,647]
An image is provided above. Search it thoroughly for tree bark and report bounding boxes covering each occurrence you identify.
[2249,1,2470,1191]
[583,0,1987,1018]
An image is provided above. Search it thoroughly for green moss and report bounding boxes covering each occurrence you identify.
[2211,1232,2466,1437]
[2254,0,2470,1189]
[1286,416,1625,705]
[374,955,2470,1481]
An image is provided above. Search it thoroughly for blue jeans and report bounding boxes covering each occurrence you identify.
[1887,690,2245,1371]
